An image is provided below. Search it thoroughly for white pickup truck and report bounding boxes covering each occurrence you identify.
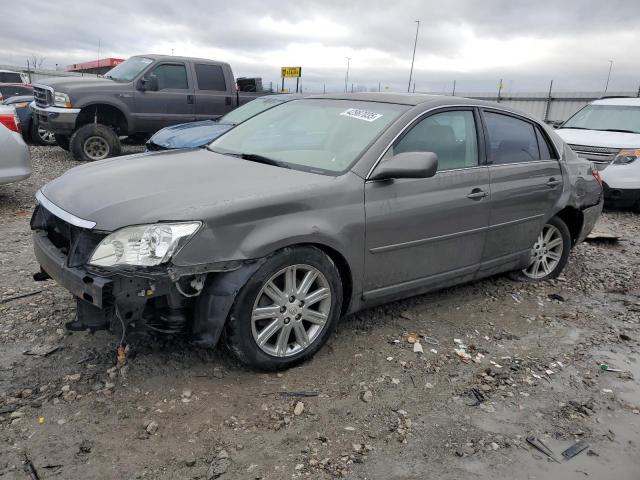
[556,97,640,211]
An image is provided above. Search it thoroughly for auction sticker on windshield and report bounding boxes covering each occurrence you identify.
[340,108,383,122]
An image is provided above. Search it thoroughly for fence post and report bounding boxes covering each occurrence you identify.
[544,80,554,122]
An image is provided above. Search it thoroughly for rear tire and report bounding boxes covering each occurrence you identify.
[69,123,121,162]
[511,216,571,282]
[225,246,343,371]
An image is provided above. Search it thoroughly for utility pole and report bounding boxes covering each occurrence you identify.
[497,79,503,103]
[544,80,554,122]
[407,20,420,93]
[604,59,614,94]
[344,57,351,93]
[452,80,456,96]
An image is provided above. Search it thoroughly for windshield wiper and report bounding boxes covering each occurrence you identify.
[237,153,290,168]
[561,126,590,130]
[206,147,290,168]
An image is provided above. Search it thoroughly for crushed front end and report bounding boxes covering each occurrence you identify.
[30,201,209,338]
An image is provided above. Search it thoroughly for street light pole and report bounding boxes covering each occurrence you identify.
[344,57,352,93]
[604,59,614,94]
[407,20,420,93]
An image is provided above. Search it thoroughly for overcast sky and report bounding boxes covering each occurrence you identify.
[2,0,639,93]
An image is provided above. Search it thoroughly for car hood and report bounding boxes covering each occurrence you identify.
[40,149,338,231]
[556,128,640,149]
[148,120,234,149]
[34,76,119,93]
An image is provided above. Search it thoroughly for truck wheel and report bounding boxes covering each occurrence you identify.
[70,124,121,162]
[55,135,70,151]
[511,216,571,282]
[29,122,57,146]
[225,246,343,371]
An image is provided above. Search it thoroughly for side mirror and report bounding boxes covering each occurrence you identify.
[139,74,159,92]
[369,151,438,181]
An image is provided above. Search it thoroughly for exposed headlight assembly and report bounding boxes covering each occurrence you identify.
[89,222,201,267]
[53,91,72,108]
[611,148,640,165]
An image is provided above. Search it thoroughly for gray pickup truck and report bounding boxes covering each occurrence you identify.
[31,55,269,161]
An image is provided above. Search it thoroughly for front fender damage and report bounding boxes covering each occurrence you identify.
[191,258,267,348]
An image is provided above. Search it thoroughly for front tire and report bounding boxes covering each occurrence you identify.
[69,124,121,162]
[225,246,343,371]
[513,216,571,281]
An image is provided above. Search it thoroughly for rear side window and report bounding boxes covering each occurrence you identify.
[152,64,188,90]
[535,127,556,159]
[393,110,478,171]
[0,72,23,83]
[484,112,540,164]
[195,64,227,91]
[0,85,32,99]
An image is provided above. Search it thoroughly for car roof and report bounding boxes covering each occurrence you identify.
[591,97,640,106]
[133,54,231,66]
[304,92,538,119]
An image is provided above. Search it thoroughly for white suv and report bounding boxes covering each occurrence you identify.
[556,97,640,211]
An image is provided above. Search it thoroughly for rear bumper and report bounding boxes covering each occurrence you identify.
[577,199,604,243]
[603,183,640,209]
[30,103,80,136]
[0,130,32,186]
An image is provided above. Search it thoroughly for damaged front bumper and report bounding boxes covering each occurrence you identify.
[31,204,264,346]
[33,228,174,329]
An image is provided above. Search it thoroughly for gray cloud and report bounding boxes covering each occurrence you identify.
[1,0,639,93]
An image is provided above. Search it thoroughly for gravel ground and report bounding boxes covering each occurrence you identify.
[1,145,639,479]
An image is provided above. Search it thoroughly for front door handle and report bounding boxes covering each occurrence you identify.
[187,95,194,104]
[546,177,561,187]
[467,188,488,200]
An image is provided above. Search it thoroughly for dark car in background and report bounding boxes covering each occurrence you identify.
[1,84,56,145]
[146,94,302,151]
[32,93,603,371]
[31,55,270,161]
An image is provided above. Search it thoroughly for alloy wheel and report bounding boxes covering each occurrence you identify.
[38,128,56,145]
[251,264,331,357]
[83,136,110,160]
[522,224,564,279]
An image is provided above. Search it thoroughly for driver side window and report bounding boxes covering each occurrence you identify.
[393,110,478,171]
[151,63,188,90]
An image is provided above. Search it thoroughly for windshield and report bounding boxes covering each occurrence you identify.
[563,104,640,134]
[104,57,153,82]
[221,96,294,124]
[210,99,408,174]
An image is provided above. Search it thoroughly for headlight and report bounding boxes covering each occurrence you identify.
[89,222,201,267]
[53,91,72,108]
[13,101,31,108]
[611,149,640,165]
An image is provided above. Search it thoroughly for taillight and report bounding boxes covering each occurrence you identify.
[591,166,603,190]
[0,112,21,134]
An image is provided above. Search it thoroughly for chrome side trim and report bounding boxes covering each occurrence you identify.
[369,213,543,254]
[35,190,96,229]
[370,224,488,254]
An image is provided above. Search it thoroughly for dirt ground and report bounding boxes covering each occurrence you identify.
[1,145,639,480]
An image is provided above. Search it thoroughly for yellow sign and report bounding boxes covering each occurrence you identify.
[281,66,302,78]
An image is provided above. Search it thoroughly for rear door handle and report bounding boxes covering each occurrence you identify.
[546,177,562,187]
[466,188,488,200]
[187,95,194,104]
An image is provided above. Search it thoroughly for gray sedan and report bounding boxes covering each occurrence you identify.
[0,105,32,185]
[31,94,602,370]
